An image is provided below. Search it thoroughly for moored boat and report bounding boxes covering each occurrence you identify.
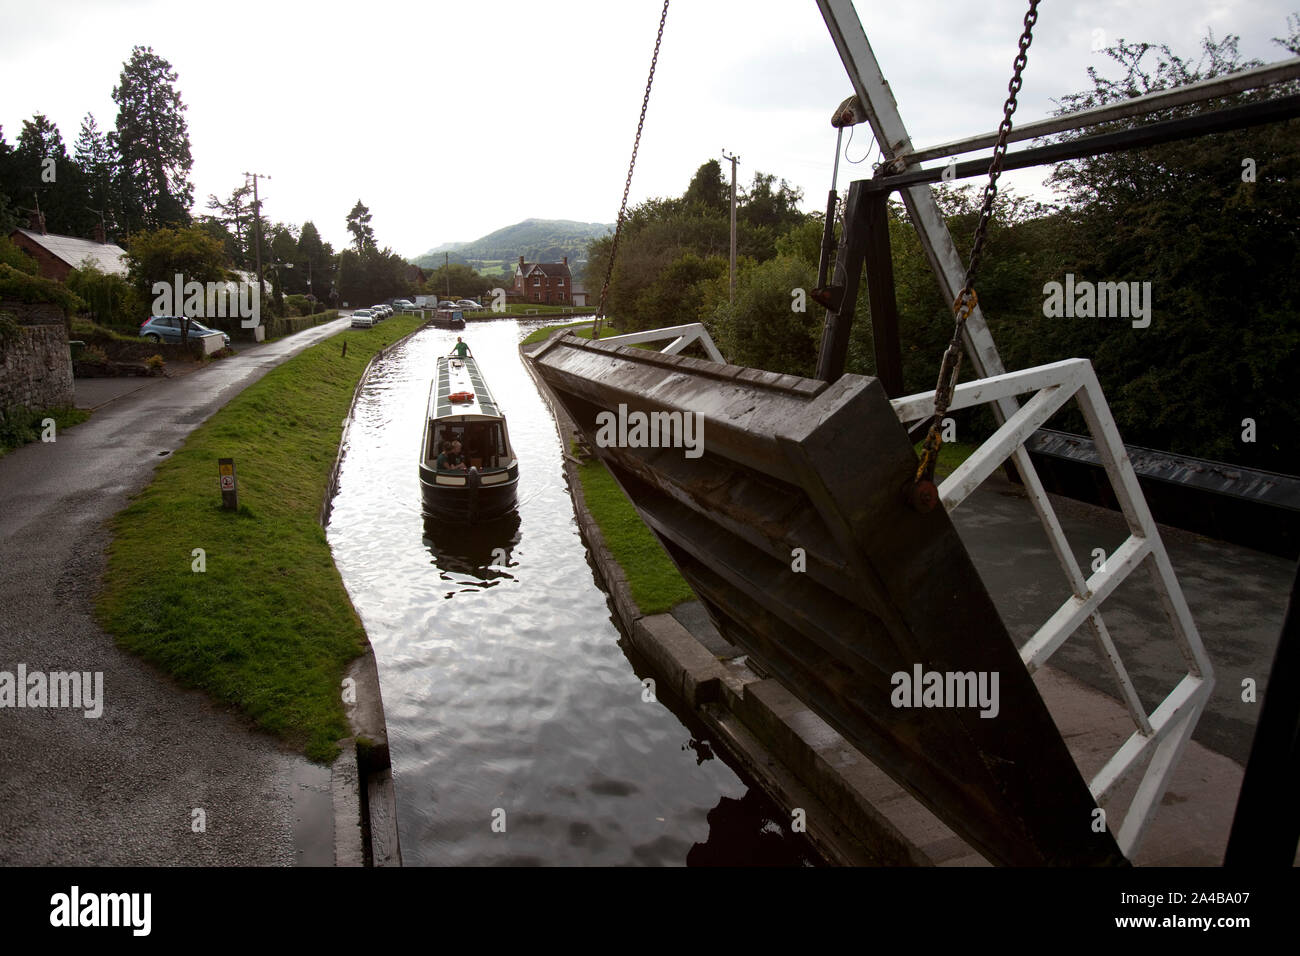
[418,353,519,522]
[429,307,466,329]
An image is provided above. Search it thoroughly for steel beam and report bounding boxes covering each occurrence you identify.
[814,179,869,383]
[865,92,1300,194]
[863,190,904,397]
[901,56,1300,165]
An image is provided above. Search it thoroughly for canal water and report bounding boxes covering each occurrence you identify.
[327,318,812,866]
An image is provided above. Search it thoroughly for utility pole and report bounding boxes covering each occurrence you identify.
[243,172,270,301]
[445,251,450,299]
[722,149,740,304]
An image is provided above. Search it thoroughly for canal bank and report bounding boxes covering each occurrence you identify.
[520,330,1291,867]
[47,314,416,866]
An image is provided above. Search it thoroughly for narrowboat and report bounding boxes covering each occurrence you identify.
[430,307,466,329]
[419,353,519,522]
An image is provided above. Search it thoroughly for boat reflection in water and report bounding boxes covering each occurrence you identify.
[422,511,522,597]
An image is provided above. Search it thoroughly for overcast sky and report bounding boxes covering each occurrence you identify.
[1,0,1294,258]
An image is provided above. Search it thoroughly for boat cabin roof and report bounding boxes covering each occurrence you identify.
[430,354,501,420]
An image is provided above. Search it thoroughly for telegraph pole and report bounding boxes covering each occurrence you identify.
[243,172,270,299]
[722,149,740,304]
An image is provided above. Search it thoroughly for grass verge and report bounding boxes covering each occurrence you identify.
[96,314,424,762]
[573,446,695,616]
[517,319,665,350]
[520,319,601,346]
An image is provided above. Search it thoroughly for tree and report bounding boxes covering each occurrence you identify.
[345,200,375,254]
[205,183,255,268]
[738,172,805,261]
[13,114,87,235]
[682,159,728,213]
[124,226,231,343]
[295,221,334,308]
[111,46,194,232]
[710,255,819,375]
[16,114,65,163]
[1034,27,1300,472]
[424,262,494,299]
[336,245,413,305]
[73,113,117,238]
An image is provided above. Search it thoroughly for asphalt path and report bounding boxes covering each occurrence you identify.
[0,317,350,865]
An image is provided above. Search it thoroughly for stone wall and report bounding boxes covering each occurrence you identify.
[0,323,75,411]
[0,299,67,329]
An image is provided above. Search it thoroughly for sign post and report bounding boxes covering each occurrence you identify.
[218,458,238,511]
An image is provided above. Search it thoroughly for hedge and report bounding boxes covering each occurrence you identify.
[200,309,338,341]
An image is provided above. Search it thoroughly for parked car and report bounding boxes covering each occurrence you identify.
[139,315,230,347]
[438,301,459,310]
[455,299,483,311]
[350,309,376,328]
[392,299,415,311]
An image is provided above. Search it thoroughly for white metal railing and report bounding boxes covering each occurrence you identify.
[892,357,1214,859]
[598,322,725,364]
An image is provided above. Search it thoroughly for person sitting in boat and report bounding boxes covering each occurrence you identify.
[435,441,466,473]
[450,337,471,359]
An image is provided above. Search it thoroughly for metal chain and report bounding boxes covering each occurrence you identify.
[912,0,1039,506]
[594,0,669,339]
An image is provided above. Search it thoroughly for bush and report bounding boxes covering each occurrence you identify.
[80,344,110,365]
[0,404,91,456]
[0,404,40,449]
[266,310,338,339]
[0,237,38,275]
[66,263,142,328]
[0,263,85,314]
[145,354,165,371]
[709,255,819,376]
[71,316,137,343]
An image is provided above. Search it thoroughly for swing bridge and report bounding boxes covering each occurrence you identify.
[530,0,1300,866]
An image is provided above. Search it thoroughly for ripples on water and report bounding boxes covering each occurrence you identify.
[327,319,814,866]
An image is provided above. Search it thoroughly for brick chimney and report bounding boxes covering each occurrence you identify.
[28,210,46,234]
[562,256,568,267]
[518,255,525,270]
[92,222,106,244]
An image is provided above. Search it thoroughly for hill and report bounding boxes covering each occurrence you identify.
[411,218,613,278]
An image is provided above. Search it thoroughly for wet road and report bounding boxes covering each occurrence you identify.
[327,318,813,866]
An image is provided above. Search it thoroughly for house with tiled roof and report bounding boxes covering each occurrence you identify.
[513,255,572,305]
[9,214,128,281]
